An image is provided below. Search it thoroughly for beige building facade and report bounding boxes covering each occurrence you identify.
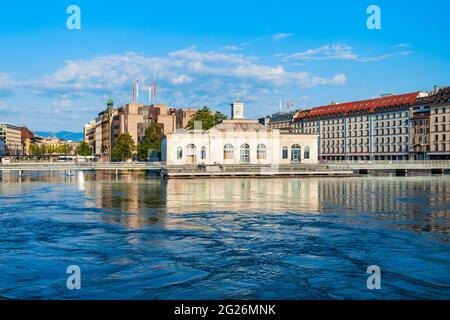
[162,102,318,166]
[429,87,450,159]
[0,123,23,156]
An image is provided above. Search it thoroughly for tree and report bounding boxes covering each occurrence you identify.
[77,141,91,157]
[137,122,162,161]
[213,111,228,124]
[112,133,136,162]
[187,106,228,130]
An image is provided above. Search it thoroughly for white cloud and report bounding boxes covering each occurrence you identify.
[32,48,346,95]
[220,45,240,51]
[0,73,15,96]
[272,33,294,40]
[283,43,413,62]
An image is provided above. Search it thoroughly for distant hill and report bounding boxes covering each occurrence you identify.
[34,131,84,142]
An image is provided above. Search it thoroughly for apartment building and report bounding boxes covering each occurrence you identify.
[85,98,198,161]
[0,123,23,156]
[291,92,424,161]
[176,108,197,130]
[83,120,96,155]
[429,86,450,159]
[410,94,432,160]
[267,111,298,132]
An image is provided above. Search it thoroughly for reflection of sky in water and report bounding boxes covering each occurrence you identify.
[0,171,449,299]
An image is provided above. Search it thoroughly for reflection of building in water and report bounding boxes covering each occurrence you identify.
[165,178,320,214]
[83,173,165,228]
[78,174,449,233]
[317,177,450,232]
[317,178,423,213]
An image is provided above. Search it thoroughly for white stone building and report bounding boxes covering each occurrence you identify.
[161,102,318,166]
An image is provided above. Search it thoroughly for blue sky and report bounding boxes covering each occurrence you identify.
[0,0,449,131]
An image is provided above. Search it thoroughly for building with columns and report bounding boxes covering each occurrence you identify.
[162,102,318,166]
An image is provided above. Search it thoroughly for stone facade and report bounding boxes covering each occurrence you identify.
[162,103,318,166]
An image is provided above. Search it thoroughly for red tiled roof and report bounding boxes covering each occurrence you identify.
[294,92,420,121]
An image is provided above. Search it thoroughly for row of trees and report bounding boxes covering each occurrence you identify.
[28,142,92,157]
[111,106,227,161]
[29,143,73,156]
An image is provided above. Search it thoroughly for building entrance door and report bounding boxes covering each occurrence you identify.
[291,144,301,164]
[186,144,197,164]
[240,144,250,164]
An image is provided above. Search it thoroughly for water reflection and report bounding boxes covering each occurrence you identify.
[0,171,449,299]
[80,173,450,235]
[2,171,449,235]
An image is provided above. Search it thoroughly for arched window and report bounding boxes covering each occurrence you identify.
[304,146,310,159]
[224,144,234,160]
[201,146,207,160]
[291,144,301,163]
[176,147,183,159]
[257,144,266,160]
[282,146,289,160]
[240,144,250,164]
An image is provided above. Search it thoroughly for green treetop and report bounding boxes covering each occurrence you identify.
[137,122,163,161]
[187,106,228,130]
[77,141,91,157]
[112,133,136,162]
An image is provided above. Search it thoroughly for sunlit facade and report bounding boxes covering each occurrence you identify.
[162,102,319,166]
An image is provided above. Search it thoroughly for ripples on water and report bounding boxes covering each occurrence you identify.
[0,171,449,299]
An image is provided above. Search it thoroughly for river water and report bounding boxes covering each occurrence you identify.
[0,171,449,299]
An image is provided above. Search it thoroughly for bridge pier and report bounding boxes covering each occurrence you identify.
[115,169,119,180]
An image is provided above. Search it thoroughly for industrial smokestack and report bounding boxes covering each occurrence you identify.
[153,79,157,104]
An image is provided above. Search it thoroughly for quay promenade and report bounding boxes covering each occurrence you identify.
[0,161,449,177]
[324,160,450,172]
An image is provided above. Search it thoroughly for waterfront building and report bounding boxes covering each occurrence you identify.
[0,123,23,156]
[162,102,318,166]
[84,98,197,161]
[84,120,96,155]
[291,92,428,161]
[429,86,450,159]
[21,127,36,156]
[0,139,5,156]
[176,108,197,130]
[410,94,432,160]
[266,111,299,132]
